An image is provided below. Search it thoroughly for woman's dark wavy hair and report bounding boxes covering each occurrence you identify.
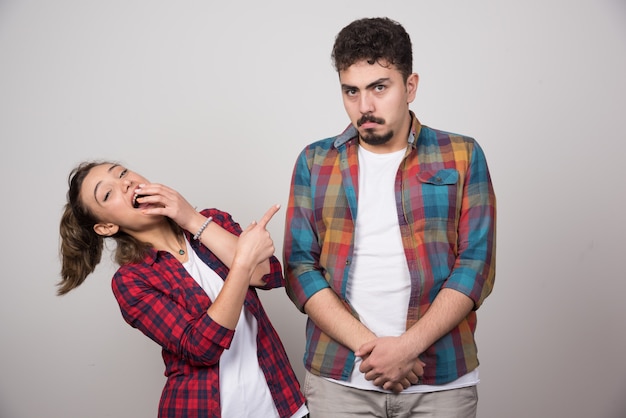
[57,161,180,295]
[331,17,413,82]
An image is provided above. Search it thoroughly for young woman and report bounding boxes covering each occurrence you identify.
[58,161,308,418]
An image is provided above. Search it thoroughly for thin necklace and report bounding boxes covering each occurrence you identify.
[169,234,185,256]
[178,236,186,255]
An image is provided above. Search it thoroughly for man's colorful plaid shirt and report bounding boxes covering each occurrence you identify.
[112,208,305,418]
[284,113,496,385]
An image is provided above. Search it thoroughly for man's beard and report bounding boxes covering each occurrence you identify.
[360,130,394,146]
[357,114,393,146]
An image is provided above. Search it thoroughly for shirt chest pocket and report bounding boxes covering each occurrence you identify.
[167,278,210,316]
[415,169,460,223]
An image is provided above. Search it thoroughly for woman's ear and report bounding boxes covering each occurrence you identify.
[93,222,120,237]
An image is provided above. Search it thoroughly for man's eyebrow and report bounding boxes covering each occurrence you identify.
[93,164,119,202]
[365,78,390,89]
[341,78,390,91]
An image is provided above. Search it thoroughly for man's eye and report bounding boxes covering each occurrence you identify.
[375,85,385,92]
[119,169,128,178]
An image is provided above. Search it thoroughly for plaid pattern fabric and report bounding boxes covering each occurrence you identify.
[112,209,305,418]
[284,113,496,385]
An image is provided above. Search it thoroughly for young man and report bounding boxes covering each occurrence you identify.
[284,17,496,417]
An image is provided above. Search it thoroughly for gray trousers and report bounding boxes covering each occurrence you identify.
[303,371,478,418]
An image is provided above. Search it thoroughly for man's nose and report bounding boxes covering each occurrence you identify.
[359,93,374,114]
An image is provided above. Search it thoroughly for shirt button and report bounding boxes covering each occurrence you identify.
[345,259,351,265]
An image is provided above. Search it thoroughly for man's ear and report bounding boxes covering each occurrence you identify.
[93,222,120,237]
[406,72,419,103]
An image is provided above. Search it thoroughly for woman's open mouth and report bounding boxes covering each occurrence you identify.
[133,193,146,208]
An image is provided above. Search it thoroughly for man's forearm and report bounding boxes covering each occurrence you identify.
[304,288,375,352]
[403,288,474,355]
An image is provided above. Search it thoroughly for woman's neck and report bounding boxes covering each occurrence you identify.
[132,223,188,262]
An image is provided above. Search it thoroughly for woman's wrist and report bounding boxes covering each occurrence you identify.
[193,216,213,240]
[230,254,257,278]
[183,213,210,237]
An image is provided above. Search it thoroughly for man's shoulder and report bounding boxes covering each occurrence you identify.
[305,136,337,151]
[419,124,477,145]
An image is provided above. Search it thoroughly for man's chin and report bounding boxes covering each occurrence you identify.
[360,131,393,146]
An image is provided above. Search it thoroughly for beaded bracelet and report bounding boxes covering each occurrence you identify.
[193,216,213,240]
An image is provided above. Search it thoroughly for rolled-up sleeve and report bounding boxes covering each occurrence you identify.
[255,255,285,290]
[443,141,496,309]
[112,268,234,367]
[284,148,331,312]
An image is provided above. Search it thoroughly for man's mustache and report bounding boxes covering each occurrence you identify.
[357,114,385,127]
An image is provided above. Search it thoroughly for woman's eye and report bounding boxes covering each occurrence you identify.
[103,191,110,202]
[119,169,128,178]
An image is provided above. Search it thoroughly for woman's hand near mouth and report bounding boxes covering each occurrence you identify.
[132,183,205,233]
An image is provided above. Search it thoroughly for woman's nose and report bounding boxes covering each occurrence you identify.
[122,178,133,190]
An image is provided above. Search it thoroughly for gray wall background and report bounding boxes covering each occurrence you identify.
[1,1,625,417]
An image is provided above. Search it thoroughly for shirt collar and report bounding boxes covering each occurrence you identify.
[333,124,358,148]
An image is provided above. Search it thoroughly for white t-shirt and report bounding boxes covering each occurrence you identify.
[328,146,478,393]
[183,241,280,417]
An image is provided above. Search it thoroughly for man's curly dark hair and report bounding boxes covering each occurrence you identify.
[331,17,413,82]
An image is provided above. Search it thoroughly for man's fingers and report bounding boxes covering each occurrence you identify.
[384,382,405,393]
[257,204,281,229]
[407,371,419,385]
[412,360,425,377]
